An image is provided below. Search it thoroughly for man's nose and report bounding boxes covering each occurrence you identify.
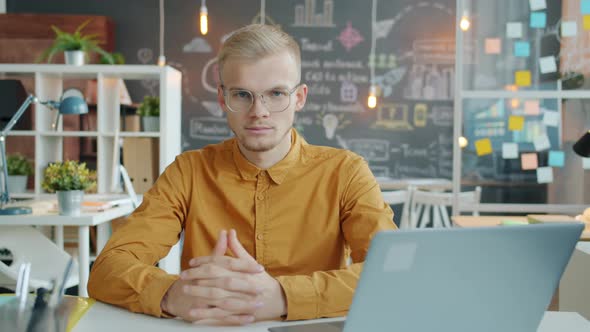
[249,94,270,117]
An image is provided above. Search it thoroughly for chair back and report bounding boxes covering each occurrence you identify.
[381,190,412,229]
[0,226,79,291]
[409,186,482,228]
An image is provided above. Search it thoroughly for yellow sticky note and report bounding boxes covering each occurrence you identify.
[584,15,590,30]
[521,153,538,170]
[475,138,493,156]
[508,115,525,131]
[515,70,531,87]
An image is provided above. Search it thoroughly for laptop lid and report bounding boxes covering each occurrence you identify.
[343,223,583,332]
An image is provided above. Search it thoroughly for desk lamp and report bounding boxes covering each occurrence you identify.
[0,89,88,215]
[573,130,590,158]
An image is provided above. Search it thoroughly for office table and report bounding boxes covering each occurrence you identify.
[73,301,590,332]
[452,215,590,241]
[0,204,134,297]
[377,177,452,191]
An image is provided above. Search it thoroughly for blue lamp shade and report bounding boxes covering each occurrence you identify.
[573,130,590,158]
[59,95,88,115]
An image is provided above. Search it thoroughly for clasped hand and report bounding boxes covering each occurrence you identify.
[161,229,286,324]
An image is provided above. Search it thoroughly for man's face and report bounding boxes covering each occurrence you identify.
[218,51,307,153]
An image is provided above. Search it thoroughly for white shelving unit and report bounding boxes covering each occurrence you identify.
[0,64,182,273]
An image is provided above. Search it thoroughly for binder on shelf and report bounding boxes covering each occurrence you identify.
[122,138,159,194]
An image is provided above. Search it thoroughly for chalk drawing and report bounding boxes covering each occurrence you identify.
[136,48,158,95]
[340,81,358,102]
[335,134,349,149]
[189,116,233,140]
[338,22,364,52]
[322,113,339,139]
[201,100,224,118]
[375,19,395,39]
[369,166,390,178]
[168,61,199,104]
[347,139,390,162]
[201,57,220,94]
[373,103,413,130]
[293,0,335,28]
[374,66,407,97]
[183,37,212,53]
[413,103,428,127]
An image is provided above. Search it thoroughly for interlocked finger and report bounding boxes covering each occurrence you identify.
[195,277,261,296]
[183,284,256,301]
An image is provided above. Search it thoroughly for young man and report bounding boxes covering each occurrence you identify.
[88,24,395,325]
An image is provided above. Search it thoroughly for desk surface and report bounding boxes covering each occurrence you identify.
[0,204,133,226]
[74,301,590,332]
[377,177,452,191]
[452,215,590,241]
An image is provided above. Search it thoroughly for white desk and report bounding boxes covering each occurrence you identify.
[0,204,134,297]
[377,177,452,191]
[75,301,590,332]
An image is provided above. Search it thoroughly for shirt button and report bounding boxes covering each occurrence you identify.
[257,194,264,200]
[256,234,264,240]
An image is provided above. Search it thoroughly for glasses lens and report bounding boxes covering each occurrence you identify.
[263,89,291,113]
[227,90,253,112]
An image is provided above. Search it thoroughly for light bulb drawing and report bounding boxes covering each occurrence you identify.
[322,113,339,139]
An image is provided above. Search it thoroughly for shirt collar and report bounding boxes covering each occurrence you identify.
[232,128,304,185]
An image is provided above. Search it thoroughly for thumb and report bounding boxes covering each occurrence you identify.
[228,229,257,264]
[212,229,228,256]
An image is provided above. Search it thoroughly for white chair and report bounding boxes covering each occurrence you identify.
[381,189,412,229]
[408,186,482,228]
[0,226,79,291]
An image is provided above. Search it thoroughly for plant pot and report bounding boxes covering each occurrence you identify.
[7,175,27,193]
[56,190,84,216]
[64,50,85,66]
[141,116,160,132]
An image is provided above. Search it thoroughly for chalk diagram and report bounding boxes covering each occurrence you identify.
[317,112,352,139]
[292,0,335,28]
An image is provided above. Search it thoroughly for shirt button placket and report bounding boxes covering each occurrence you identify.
[254,172,266,263]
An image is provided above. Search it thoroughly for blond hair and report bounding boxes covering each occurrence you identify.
[217,24,301,82]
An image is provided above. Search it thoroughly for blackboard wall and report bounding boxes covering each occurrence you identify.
[8,0,456,179]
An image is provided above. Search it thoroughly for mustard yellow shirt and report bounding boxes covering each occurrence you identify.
[88,129,395,320]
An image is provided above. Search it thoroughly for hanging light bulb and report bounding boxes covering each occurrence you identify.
[157,55,166,67]
[200,0,208,35]
[458,136,468,148]
[367,85,378,109]
[460,11,470,31]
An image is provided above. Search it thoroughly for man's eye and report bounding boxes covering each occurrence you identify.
[234,91,251,99]
[271,90,287,97]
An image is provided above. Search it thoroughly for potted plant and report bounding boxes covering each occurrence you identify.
[137,96,160,132]
[42,161,96,216]
[36,19,114,65]
[6,154,33,194]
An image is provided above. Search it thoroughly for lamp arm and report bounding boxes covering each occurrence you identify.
[0,94,37,206]
[1,94,37,137]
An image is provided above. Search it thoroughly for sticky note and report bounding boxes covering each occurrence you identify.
[502,143,519,159]
[515,70,531,87]
[562,21,578,37]
[536,166,553,183]
[548,150,565,167]
[583,158,590,170]
[524,100,540,115]
[583,0,590,14]
[475,138,493,156]
[530,12,547,28]
[485,38,501,54]
[514,41,530,57]
[507,22,523,38]
[530,0,546,11]
[521,153,538,170]
[539,56,557,74]
[534,134,551,151]
[584,15,590,30]
[508,115,525,131]
[543,111,560,126]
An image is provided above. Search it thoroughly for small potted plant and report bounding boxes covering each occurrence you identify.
[42,161,96,216]
[6,154,33,194]
[137,96,160,132]
[36,19,113,65]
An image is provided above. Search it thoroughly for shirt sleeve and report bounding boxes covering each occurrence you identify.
[88,154,192,317]
[276,156,396,320]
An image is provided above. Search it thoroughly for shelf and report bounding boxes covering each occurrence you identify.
[0,64,177,80]
[39,131,99,137]
[5,130,35,136]
[117,132,161,138]
[462,90,590,99]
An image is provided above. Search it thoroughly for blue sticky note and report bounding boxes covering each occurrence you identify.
[514,41,530,57]
[548,150,565,168]
[530,12,547,28]
[582,0,590,14]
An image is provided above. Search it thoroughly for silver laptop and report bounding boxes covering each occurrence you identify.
[269,223,584,332]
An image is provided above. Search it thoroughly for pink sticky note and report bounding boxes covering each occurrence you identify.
[485,38,501,54]
[524,100,540,115]
[521,153,538,170]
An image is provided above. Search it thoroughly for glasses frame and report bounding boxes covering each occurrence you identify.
[221,83,303,113]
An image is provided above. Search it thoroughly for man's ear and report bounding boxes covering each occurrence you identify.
[294,84,308,112]
[217,85,226,110]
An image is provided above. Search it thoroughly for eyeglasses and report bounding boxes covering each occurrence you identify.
[221,83,302,113]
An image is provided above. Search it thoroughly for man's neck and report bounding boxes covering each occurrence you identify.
[238,131,292,170]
